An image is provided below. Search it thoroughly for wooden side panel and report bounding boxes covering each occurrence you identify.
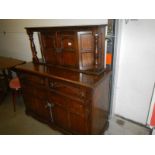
[91,71,111,134]
[78,31,94,70]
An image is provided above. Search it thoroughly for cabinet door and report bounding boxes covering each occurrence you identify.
[59,31,78,67]
[78,31,94,70]
[68,98,89,134]
[39,32,62,65]
[69,113,89,134]
[40,31,78,67]
[52,105,69,130]
[22,81,51,122]
[48,91,69,130]
[48,90,89,134]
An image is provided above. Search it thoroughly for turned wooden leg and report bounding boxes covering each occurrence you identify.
[12,90,16,112]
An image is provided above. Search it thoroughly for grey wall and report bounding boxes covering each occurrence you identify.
[0,19,108,61]
[113,20,155,124]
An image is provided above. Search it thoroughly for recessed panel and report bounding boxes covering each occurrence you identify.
[80,33,93,51]
[81,52,94,67]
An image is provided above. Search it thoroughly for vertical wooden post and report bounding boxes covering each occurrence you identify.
[94,33,99,67]
[27,30,39,63]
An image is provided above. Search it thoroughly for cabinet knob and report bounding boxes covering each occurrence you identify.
[80,91,85,98]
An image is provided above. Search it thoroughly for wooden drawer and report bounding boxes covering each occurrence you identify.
[22,73,46,86]
[22,84,46,99]
[48,78,87,100]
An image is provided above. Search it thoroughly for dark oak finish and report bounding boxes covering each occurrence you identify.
[26,25,106,74]
[0,56,25,70]
[15,25,111,134]
[16,62,111,134]
[39,31,78,67]
[78,31,94,70]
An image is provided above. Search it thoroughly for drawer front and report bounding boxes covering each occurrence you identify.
[21,73,46,86]
[22,84,47,99]
[48,78,87,101]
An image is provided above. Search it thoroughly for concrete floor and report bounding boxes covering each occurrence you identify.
[0,93,150,135]
[105,116,150,135]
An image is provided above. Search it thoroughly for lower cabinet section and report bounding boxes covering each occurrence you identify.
[23,90,51,123]
[69,112,89,134]
[52,105,69,130]
[47,91,90,134]
[22,83,90,134]
[19,70,111,135]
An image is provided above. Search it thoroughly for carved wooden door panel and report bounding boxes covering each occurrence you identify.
[48,91,69,130]
[40,31,78,67]
[22,83,51,122]
[59,31,78,67]
[39,32,62,65]
[78,31,94,70]
[52,105,69,130]
[69,112,89,134]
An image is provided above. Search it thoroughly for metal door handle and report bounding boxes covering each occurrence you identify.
[45,102,55,122]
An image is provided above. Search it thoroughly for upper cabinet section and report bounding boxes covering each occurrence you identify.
[39,31,78,67]
[25,25,106,74]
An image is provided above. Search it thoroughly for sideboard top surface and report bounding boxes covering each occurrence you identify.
[16,62,110,88]
[25,25,107,31]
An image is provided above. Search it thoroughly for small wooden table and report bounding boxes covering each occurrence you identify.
[0,56,25,70]
[0,56,25,102]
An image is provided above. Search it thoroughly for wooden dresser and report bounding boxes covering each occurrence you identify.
[16,25,112,134]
